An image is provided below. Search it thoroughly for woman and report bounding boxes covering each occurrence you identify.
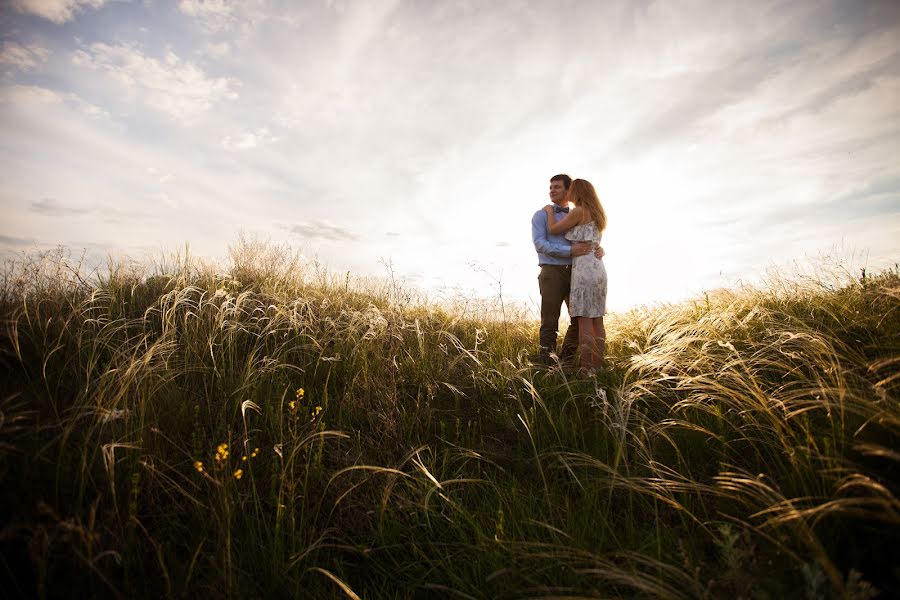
[544,179,608,372]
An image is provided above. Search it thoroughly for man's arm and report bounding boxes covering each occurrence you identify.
[532,212,571,258]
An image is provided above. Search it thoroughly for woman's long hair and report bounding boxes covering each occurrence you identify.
[568,179,607,232]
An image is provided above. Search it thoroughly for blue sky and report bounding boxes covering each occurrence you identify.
[1,0,899,312]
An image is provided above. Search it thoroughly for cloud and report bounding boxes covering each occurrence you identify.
[203,41,232,59]
[0,84,113,124]
[71,42,239,120]
[0,42,50,71]
[178,0,233,17]
[29,197,148,222]
[30,198,91,216]
[0,234,41,247]
[178,0,236,32]
[144,191,180,209]
[10,0,106,24]
[278,221,359,242]
[222,127,276,151]
[146,167,176,184]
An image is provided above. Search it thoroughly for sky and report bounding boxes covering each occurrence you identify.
[1,0,899,314]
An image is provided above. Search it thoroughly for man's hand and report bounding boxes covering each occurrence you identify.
[571,242,592,257]
[571,243,606,258]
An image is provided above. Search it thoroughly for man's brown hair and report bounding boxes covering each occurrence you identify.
[550,174,572,189]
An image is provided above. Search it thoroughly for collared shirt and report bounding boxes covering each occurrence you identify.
[532,207,572,266]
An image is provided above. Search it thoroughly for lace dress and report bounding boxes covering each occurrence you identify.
[566,222,607,318]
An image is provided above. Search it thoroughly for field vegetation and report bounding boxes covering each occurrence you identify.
[1,240,898,599]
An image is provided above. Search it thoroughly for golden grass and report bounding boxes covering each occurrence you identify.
[0,242,896,599]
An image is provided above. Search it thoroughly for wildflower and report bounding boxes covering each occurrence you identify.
[295,387,305,399]
[233,469,243,480]
[215,443,229,464]
[251,447,260,458]
[242,455,248,462]
[311,405,323,418]
[193,461,204,473]
[288,400,297,413]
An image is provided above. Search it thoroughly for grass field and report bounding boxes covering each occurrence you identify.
[1,241,898,599]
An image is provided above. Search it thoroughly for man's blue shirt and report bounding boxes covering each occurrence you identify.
[532,208,572,266]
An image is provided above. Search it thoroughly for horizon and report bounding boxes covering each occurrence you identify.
[2,0,899,314]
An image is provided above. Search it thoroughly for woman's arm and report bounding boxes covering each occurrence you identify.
[545,205,583,235]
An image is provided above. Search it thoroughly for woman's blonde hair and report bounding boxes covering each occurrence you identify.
[568,179,606,232]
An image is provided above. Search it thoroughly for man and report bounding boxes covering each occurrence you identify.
[531,173,603,365]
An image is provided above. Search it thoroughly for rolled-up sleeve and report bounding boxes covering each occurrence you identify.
[532,212,571,258]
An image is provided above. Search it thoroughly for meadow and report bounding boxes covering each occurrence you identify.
[1,240,897,599]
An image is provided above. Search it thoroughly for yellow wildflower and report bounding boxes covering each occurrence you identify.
[295,388,305,399]
[288,400,297,413]
[311,405,323,418]
[215,442,229,464]
[241,455,248,462]
[251,447,260,458]
[233,469,243,480]
[193,461,204,473]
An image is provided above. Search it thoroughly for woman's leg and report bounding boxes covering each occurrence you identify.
[592,317,606,368]
[577,316,594,370]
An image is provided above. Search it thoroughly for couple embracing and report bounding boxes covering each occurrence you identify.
[531,174,608,372]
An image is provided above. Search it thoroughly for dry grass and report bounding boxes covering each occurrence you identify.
[0,241,897,599]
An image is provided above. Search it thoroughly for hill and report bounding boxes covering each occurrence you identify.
[1,244,898,599]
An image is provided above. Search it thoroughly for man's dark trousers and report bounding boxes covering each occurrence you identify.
[538,264,579,364]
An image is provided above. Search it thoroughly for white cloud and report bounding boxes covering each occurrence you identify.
[0,42,50,71]
[71,42,239,120]
[0,84,62,106]
[203,41,232,59]
[178,0,236,31]
[179,0,233,18]
[0,83,249,258]
[0,84,112,122]
[11,0,106,24]
[278,221,359,243]
[222,127,276,151]
[30,197,91,216]
[145,191,180,209]
[146,167,176,184]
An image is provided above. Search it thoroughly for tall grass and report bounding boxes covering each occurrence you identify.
[1,241,897,599]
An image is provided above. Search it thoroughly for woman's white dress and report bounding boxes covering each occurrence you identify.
[566,222,607,318]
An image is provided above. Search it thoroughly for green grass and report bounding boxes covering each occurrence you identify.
[1,240,897,599]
